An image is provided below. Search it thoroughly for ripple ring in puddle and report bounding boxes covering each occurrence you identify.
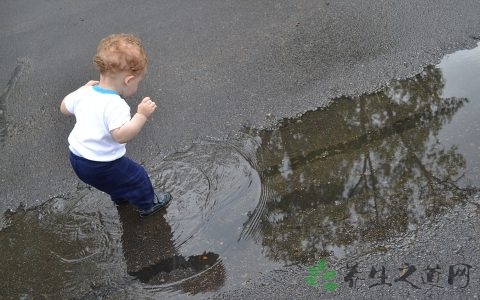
[150,140,262,254]
[0,138,263,298]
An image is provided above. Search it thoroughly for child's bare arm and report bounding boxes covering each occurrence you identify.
[111,97,157,144]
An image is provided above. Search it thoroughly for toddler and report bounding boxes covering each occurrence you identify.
[60,33,171,217]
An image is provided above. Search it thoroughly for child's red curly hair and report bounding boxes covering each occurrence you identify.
[93,33,147,76]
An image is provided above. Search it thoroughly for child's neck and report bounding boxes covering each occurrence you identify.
[98,74,123,94]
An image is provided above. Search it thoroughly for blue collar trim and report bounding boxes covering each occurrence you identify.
[92,85,119,95]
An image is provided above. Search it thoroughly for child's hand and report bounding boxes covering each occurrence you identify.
[137,97,157,118]
[84,80,99,86]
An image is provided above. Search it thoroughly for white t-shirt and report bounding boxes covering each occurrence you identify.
[64,85,131,161]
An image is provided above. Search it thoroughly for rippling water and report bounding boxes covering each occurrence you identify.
[2,44,480,299]
[0,138,267,299]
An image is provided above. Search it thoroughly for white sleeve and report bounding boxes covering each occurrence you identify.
[63,88,83,114]
[104,99,131,131]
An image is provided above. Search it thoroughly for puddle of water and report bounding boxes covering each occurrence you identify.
[0,192,126,298]
[1,43,480,298]
[251,43,480,264]
[0,139,265,299]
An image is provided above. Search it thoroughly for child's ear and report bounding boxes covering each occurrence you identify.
[124,75,135,85]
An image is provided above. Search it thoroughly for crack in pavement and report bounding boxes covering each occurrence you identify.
[0,59,28,148]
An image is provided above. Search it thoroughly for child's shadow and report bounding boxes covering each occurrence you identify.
[116,205,226,294]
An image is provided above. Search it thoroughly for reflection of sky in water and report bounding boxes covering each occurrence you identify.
[438,42,480,186]
[279,151,293,179]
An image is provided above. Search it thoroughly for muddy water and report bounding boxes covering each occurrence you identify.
[1,44,480,299]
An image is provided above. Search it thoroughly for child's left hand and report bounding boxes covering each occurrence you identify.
[84,80,99,86]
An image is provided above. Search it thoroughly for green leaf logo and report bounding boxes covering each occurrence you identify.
[324,281,339,292]
[305,276,317,286]
[317,259,327,272]
[323,270,337,281]
[304,259,339,292]
[309,266,319,277]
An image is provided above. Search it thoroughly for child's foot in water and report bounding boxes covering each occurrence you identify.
[138,192,172,217]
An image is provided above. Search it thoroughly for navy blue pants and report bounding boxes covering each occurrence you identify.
[69,151,154,210]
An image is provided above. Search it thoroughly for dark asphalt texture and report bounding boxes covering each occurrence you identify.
[1,0,480,299]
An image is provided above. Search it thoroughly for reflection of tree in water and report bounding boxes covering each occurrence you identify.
[246,66,476,264]
[0,194,225,299]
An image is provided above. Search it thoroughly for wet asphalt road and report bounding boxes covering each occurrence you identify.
[1,0,480,299]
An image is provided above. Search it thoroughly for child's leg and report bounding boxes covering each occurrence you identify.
[107,156,155,210]
[69,152,154,210]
